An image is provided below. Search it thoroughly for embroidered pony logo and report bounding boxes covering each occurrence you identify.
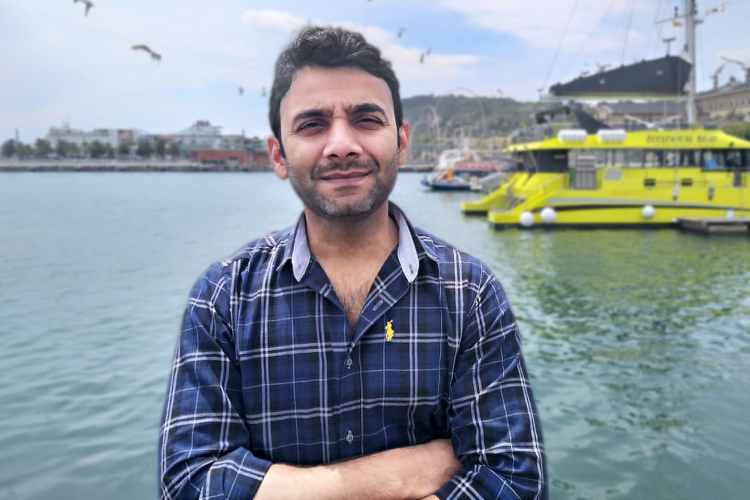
[385,320,395,341]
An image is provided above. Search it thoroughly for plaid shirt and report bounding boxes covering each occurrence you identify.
[159,204,546,499]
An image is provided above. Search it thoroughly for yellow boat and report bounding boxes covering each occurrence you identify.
[461,106,750,229]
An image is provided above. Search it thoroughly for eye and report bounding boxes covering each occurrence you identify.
[357,116,384,127]
[297,121,324,133]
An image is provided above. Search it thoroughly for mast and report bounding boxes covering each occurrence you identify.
[685,0,697,124]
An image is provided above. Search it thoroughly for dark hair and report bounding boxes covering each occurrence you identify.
[269,26,403,156]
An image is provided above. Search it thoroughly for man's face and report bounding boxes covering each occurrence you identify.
[269,66,409,222]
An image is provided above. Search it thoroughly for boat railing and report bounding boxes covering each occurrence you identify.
[520,174,567,211]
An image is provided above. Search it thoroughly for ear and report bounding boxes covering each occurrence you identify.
[268,135,288,180]
[397,121,410,166]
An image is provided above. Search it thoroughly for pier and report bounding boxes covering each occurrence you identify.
[677,217,749,233]
[0,160,272,172]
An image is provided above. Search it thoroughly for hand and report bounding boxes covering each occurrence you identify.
[397,439,460,499]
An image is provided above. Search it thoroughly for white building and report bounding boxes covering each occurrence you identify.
[45,122,144,148]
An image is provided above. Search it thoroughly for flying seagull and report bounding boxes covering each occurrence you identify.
[73,0,94,16]
[239,87,244,97]
[425,47,432,56]
[705,2,728,17]
[397,27,406,38]
[132,45,162,63]
[497,88,504,96]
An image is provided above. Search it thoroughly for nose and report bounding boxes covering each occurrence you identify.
[322,118,363,159]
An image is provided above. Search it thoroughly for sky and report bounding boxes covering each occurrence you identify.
[1,0,749,142]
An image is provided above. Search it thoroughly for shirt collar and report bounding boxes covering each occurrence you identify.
[279,203,424,283]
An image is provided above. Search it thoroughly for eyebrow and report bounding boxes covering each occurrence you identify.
[345,103,388,117]
[291,103,388,128]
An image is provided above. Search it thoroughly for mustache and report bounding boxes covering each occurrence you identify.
[311,158,379,179]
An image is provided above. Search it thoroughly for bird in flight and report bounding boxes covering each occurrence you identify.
[497,88,504,96]
[397,27,406,38]
[705,2,728,17]
[420,48,432,64]
[132,45,162,63]
[74,0,94,16]
[239,87,244,97]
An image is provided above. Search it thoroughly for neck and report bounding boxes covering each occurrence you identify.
[304,203,398,263]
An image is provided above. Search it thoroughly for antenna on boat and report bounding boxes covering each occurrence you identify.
[662,37,676,56]
[658,1,725,123]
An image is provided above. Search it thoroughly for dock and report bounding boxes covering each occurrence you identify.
[677,217,749,234]
[0,160,272,172]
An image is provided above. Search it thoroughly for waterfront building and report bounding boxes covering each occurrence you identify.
[595,101,709,127]
[45,121,144,149]
[696,76,750,122]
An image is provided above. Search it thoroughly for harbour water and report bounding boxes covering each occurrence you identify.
[0,172,748,499]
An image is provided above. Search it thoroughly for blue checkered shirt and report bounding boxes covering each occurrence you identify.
[159,204,546,499]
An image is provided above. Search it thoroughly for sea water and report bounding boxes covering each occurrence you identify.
[0,172,748,499]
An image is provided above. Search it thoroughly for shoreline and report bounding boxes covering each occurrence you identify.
[0,160,271,172]
[0,161,435,173]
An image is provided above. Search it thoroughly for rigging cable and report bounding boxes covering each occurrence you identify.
[542,0,580,93]
[620,0,637,65]
[562,0,620,82]
[651,0,668,58]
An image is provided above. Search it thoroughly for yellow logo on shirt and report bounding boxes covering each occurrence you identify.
[385,320,394,341]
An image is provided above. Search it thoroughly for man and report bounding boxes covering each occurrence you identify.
[159,27,546,500]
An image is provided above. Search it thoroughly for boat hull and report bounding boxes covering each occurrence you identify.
[474,167,749,228]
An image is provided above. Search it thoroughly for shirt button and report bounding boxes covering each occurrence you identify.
[346,357,353,369]
[346,430,354,444]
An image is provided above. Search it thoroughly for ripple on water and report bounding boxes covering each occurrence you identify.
[1,174,749,500]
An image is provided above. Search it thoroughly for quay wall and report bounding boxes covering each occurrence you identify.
[0,160,273,172]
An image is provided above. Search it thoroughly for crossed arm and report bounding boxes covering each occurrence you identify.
[158,265,546,499]
[254,440,457,500]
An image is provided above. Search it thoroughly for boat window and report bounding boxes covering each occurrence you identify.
[678,150,698,166]
[537,150,568,173]
[643,151,661,168]
[612,150,627,168]
[726,150,745,168]
[701,150,725,169]
[623,150,645,168]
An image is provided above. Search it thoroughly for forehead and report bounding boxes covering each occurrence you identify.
[280,66,394,121]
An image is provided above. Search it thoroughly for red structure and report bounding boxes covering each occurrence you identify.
[189,149,252,166]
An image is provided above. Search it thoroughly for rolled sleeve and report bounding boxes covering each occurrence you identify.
[438,271,547,500]
[159,263,271,500]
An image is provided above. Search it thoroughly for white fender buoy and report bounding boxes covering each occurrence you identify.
[540,207,557,224]
[520,211,535,227]
[642,205,655,219]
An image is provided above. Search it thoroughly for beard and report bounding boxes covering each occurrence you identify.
[286,153,399,222]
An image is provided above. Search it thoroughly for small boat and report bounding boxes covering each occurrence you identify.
[422,148,505,191]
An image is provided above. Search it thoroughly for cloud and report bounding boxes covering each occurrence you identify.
[439,0,647,51]
[241,10,309,33]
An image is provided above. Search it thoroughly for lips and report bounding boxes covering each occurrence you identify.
[321,170,370,180]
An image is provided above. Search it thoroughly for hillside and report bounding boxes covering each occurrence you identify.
[401,95,554,143]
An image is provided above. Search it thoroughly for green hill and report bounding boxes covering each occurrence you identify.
[402,95,554,144]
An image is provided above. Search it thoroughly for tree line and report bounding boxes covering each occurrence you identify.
[1,138,183,160]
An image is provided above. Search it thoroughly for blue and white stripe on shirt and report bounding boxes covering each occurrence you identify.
[159,203,547,499]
